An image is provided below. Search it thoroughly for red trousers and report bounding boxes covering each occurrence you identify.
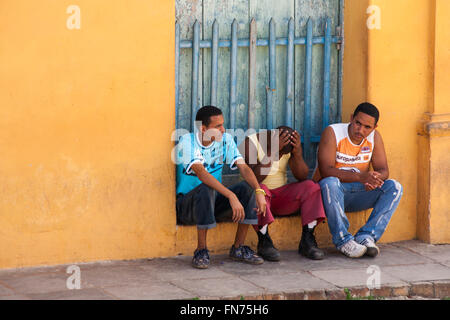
[254,180,326,230]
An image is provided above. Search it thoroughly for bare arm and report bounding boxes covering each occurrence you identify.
[191,160,262,193]
[317,127,383,187]
[190,160,267,220]
[236,159,262,190]
[240,136,272,183]
[236,159,267,217]
[317,127,361,182]
[190,163,245,222]
[288,130,309,181]
[362,131,389,190]
[371,130,389,181]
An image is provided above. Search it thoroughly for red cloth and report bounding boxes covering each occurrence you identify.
[254,180,326,230]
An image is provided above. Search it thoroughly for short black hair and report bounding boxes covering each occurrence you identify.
[354,102,380,125]
[195,105,223,127]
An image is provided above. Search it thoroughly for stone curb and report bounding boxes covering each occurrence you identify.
[219,280,450,300]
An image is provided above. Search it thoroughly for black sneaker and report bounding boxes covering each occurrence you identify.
[257,231,281,261]
[229,245,264,265]
[298,225,325,260]
[192,248,210,269]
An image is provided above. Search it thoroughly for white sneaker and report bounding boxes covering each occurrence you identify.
[338,240,367,258]
[359,238,380,257]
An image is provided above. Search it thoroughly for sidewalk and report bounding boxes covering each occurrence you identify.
[0,240,449,300]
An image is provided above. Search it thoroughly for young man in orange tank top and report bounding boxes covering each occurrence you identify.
[316,103,403,258]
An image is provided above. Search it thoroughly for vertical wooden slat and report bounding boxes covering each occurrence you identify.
[248,18,257,129]
[303,18,313,164]
[203,1,249,132]
[177,0,342,170]
[229,19,238,129]
[285,17,295,127]
[191,20,200,130]
[176,0,202,131]
[267,18,276,130]
[175,21,180,129]
[211,19,219,106]
[322,17,332,130]
[294,0,341,169]
[250,0,294,130]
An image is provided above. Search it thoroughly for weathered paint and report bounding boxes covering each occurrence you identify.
[322,17,332,131]
[303,19,313,165]
[210,20,219,106]
[230,19,239,130]
[175,22,181,129]
[191,20,200,128]
[294,0,342,168]
[251,0,295,131]
[267,18,277,129]
[285,18,295,128]
[176,0,203,131]
[176,0,343,168]
[248,18,257,129]
[203,0,250,131]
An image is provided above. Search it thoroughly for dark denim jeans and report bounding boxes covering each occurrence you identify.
[176,181,258,229]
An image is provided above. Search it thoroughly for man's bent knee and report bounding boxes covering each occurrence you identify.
[382,180,403,206]
[318,177,343,206]
[386,179,403,190]
[291,180,321,198]
[231,181,254,199]
[195,183,216,198]
[383,179,403,195]
[300,180,320,191]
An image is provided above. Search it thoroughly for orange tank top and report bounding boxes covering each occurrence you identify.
[313,123,375,181]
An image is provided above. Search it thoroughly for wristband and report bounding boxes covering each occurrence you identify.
[255,188,267,196]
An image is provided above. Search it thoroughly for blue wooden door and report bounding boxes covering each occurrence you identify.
[175,0,344,169]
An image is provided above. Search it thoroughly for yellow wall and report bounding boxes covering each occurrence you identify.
[0,0,448,269]
[417,0,450,244]
[345,0,449,244]
[363,0,434,242]
[429,135,450,243]
[434,0,450,115]
[0,0,176,269]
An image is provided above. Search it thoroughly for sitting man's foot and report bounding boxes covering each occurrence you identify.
[358,237,380,257]
[229,245,264,265]
[192,248,210,269]
[338,240,367,258]
[257,231,281,261]
[298,225,325,260]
